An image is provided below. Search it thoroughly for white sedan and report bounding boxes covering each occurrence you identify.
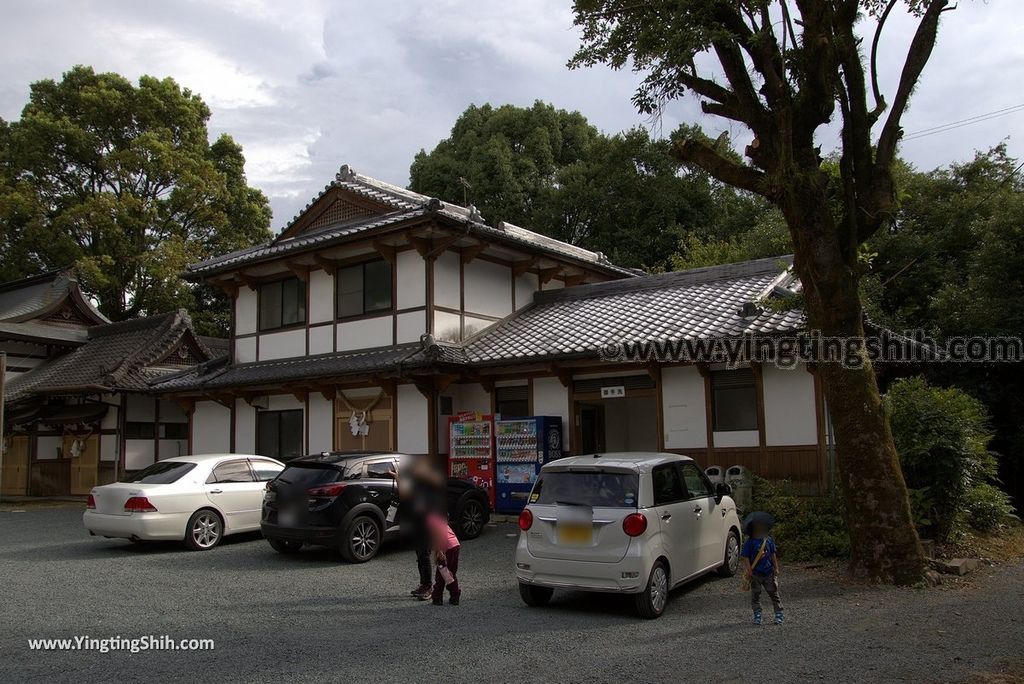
[515,452,742,618]
[84,454,284,551]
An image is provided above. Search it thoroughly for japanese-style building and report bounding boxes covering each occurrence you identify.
[1,271,224,496]
[149,165,833,494]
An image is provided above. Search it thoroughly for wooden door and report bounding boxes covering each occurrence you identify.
[334,394,393,451]
[1,435,30,496]
[67,434,99,495]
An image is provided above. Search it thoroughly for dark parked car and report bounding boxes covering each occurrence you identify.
[261,451,490,562]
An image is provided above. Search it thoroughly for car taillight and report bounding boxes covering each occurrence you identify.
[622,512,647,537]
[307,483,346,498]
[518,508,533,531]
[124,496,157,513]
[86,494,96,510]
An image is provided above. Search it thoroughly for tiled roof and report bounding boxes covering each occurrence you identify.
[184,166,637,279]
[5,310,214,403]
[153,257,803,394]
[459,256,803,365]
[0,269,109,325]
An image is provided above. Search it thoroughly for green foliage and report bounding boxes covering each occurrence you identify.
[0,66,271,333]
[750,477,850,561]
[672,206,791,269]
[885,377,997,541]
[409,102,759,271]
[963,483,1016,533]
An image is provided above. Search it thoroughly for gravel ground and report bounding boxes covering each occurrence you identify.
[0,506,1021,683]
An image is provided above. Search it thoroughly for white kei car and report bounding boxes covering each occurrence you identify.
[515,452,742,618]
[84,454,284,551]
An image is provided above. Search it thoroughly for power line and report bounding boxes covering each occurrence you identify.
[902,103,1024,141]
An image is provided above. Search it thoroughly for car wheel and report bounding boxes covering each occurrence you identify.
[267,538,303,555]
[184,509,223,551]
[454,498,486,540]
[717,530,741,577]
[634,560,669,619]
[340,515,381,563]
[519,582,554,607]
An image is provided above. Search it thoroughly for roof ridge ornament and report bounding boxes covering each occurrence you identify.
[336,164,357,183]
[467,204,484,223]
[423,197,443,212]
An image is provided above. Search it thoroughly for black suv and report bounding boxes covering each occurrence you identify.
[261,451,490,562]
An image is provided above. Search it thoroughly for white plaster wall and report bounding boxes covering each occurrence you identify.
[462,315,495,339]
[514,272,539,310]
[158,440,187,459]
[160,400,186,423]
[267,394,303,412]
[714,430,759,448]
[235,399,257,454]
[192,400,231,454]
[234,336,257,363]
[532,377,570,451]
[396,310,426,344]
[307,393,333,454]
[453,383,491,414]
[99,433,118,462]
[125,440,155,470]
[661,366,708,449]
[540,278,564,291]
[396,250,426,310]
[235,288,257,335]
[397,384,429,455]
[259,329,306,360]
[337,316,392,351]
[464,259,512,317]
[101,395,119,431]
[309,324,332,354]
[433,251,461,309]
[308,269,334,324]
[433,310,462,343]
[763,364,819,446]
[36,436,61,460]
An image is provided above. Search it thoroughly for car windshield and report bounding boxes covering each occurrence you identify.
[532,471,639,508]
[124,461,197,484]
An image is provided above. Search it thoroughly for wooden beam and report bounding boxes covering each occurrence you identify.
[435,374,459,394]
[562,273,585,287]
[372,376,397,397]
[237,273,259,291]
[175,398,195,414]
[644,362,660,384]
[313,384,336,402]
[538,267,561,285]
[373,239,397,266]
[314,255,339,273]
[751,362,766,450]
[513,258,537,277]
[460,241,488,265]
[408,235,433,258]
[285,262,310,283]
[548,364,573,389]
[211,279,238,297]
[412,377,435,400]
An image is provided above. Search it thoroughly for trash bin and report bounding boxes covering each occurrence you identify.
[704,465,724,486]
[725,465,752,513]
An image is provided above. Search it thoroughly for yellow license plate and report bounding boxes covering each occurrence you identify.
[557,522,592,545]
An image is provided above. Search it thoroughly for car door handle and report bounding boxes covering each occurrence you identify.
[209,489,223,495]
[693,506,702,516]
[661,513,672,521]
[369,491,379,497]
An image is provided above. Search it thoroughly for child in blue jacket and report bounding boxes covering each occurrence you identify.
[741,520,783,625]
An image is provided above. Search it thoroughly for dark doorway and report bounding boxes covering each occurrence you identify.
[578,403,606,454]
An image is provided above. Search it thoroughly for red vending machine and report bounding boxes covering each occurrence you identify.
[447,412,496,509]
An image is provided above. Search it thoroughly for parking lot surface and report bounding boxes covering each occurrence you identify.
[1,507,1022,683]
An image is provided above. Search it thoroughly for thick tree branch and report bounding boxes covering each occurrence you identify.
[869,0,899,120]
[876,0,950,168]
[671,137,769,197]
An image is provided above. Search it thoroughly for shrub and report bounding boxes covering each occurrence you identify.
[885,377,996,542]
[750,476,850,561]
[963,483,1015,532]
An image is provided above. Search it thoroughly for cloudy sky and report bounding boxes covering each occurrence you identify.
[2,0,1022,229]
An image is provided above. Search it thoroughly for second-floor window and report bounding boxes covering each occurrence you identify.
[710,368,758,432]
[337,259,392,319]
[259,277,306,331]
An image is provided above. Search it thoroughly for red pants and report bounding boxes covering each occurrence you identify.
[431,546,461,601]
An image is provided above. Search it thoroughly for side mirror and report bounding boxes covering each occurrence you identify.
[715,482,732,503]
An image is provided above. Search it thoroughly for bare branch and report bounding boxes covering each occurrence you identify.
[672,136,770,197]
[869,0,899,118]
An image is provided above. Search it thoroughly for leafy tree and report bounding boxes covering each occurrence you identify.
[571,0,958,583]
[886,377,996,542]
[410,102,753,270]
[0,66,271,333]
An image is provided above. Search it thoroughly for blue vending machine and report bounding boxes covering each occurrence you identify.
[494,416,563,513]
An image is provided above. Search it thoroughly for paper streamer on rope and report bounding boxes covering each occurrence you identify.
[337,389,385,438]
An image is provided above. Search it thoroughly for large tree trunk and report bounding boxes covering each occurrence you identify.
[782,176,926,585]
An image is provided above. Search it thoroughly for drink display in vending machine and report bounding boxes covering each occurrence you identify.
[494,416,563,513]
[448,413,495,509]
